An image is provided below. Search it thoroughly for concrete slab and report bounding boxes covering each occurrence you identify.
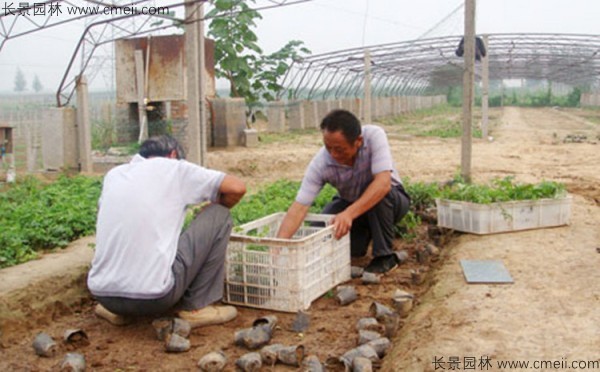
[460,259,514,284]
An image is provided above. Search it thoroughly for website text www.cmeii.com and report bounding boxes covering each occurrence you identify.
[432,356,600,370]
[3,2,170,17]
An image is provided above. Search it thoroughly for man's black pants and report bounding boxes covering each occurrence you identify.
[322,184,410,258]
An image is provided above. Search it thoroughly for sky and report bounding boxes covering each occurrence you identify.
[0,0,599,94]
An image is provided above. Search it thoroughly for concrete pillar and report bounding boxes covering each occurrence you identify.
[394,97,400,114]
[384,97,392,117]
[316,100,329,124]
[302,100,319,129]
[363,49,372,123]
[338,99,347,113]
[243,128,258,147]
[352,98,361,118]
[185,1,202,164]
[356,98,363,120]
[373,97,382,120]
[287,100,305,130]
[42,107,78,171]
[327,99,335,113]
[75,75,93,173]
[267,101,286,132]
[212,98,246,147]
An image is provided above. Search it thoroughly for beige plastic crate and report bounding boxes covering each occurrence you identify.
[435,195,572,235]
[224,212,351,312]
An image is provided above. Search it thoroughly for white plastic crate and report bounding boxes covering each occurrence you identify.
[224,212,351,312]
[435,195,572,235]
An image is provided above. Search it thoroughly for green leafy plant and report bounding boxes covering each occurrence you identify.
[394,211,421,242]
[403,178,441,211]
[0,175,102,268]
[230,179,336,225]
[439,176,566,204]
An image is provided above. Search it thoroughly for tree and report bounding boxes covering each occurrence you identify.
[32,74,43,93]
[206,0,310,106]
[14,68,26,92]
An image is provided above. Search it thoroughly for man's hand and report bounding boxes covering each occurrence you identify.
[276,202,310,239]
[331,210,353,239]
[328,171,392,239]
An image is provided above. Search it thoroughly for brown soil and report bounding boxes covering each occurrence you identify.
[0,106,598,371]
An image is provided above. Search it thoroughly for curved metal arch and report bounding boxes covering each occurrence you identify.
[282,33,600,100]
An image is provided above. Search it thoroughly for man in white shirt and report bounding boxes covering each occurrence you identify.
[88,135,246,327]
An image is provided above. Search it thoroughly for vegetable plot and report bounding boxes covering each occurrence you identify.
[0,176,102,268]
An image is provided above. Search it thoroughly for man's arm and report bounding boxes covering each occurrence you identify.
[331,171,391,239]
[218,174,246,208]
[276,201,310,239]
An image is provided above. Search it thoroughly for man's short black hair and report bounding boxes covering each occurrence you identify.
[139,135,186,159]
[320,109,362,144]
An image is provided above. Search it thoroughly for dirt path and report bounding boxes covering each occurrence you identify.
[0,107,598,371]
[382,107,600,371]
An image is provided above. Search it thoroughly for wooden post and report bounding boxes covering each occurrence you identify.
[75,75,93,173]
[134,50,148,143]
[481,34,489,139]
[461,0,476,183]
[363,49,372,123]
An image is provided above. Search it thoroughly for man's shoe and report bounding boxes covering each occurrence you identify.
[364,254,399,274]
[178,305,237,328]
[94,304,131,326]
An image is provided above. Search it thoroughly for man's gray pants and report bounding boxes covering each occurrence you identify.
[95,204,233,316]
[322,184,410,258]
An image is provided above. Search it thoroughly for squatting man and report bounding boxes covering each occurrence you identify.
[87,135,246,327]
[277,109,411,274]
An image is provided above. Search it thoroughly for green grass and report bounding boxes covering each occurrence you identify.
[258,129,319,145]
[381,105,483,138]
[574,107,600,125]
[421,118,482,138]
